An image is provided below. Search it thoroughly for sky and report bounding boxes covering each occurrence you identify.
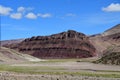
[0,0,120,40]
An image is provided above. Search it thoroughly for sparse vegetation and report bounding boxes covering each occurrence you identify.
[0,62,120,78]
[0,64,65,73]
[94,52,120,65]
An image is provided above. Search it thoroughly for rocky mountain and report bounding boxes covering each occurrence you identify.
[1,24,120,59]
[5,30,96,59]
[91,24,120,65]
[89,24,120,55]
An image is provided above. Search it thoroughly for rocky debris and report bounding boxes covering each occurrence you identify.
[0,72,119,80]
[12,30,96,58]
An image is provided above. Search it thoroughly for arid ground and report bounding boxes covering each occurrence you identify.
[0,58,120,80]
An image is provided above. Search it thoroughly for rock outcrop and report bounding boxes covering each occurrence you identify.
[10,30,96,59]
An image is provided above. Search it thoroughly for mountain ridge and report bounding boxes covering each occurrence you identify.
[2,30,96,59]
[1,24,120,59]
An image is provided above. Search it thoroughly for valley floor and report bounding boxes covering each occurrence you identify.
[0,58,120,80]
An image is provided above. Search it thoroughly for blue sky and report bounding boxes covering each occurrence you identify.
[0,0,120,40]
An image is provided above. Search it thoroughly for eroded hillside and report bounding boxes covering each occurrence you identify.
[0,47,42,64]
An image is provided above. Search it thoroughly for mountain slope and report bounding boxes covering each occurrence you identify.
[91,24,120,65]
[0,47,42,64]
[102,24,120,36]
[94,45,120,65]
[89,24,120,55]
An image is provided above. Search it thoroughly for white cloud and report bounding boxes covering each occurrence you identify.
[17,6,33,13]
[25,12,37,19]
[102,3,120,12]
[37,13,52,18]
[0,5,51,20]
[10,13,22,19]
[17,7,25,12]
[0,5,13,15]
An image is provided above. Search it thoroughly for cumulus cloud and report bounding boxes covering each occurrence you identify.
[17,6,33,13]
[0,5,13,15]
[0,5,52,20]
[37,13,52,18]
[25,12,37,19]
[102,3,120,12]
[10,13,22,19]
[17,7,25,12]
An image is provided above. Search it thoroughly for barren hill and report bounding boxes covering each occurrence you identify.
[89,24,120,55]
[6,30,96,59]
[0,47,42,64]
[0,39,24,46]
[102,24,120,36]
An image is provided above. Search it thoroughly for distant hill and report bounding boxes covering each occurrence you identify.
[89,24,120,55]
[0,39,24,46]
[0,47,42,64]
[91,24,120,65]
[102,24,120,36]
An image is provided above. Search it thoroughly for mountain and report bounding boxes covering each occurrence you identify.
[4,30,96,59]
[91,24,120,65]
[1,24,120,60]
[89,24,120,55]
